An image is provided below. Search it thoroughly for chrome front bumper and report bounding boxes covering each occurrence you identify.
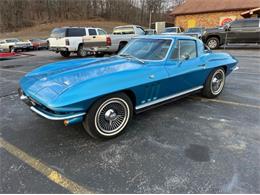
[30,106,85,120]
[18,88,85,121]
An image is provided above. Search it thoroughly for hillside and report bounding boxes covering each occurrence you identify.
[0,19,128,40]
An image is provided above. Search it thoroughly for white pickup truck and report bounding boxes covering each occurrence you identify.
[0,38,32,52]
[106,25,146,53]
[48,27,108,57]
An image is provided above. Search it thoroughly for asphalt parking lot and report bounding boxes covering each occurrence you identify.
[0,48,260,193]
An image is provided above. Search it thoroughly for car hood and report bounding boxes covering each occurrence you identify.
[20,56,143,104]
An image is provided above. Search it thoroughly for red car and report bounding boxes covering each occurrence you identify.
[29,38,49,50]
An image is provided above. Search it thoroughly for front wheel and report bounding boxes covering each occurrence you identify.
[83,93,133,139]
[60,51,70,57]
[206,37,220,49]
[202,68,226,98]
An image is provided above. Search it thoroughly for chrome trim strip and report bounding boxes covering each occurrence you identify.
[20,94,28,101]
[30,106,86,120]
[233,66,239,71]
[135,86,203,110]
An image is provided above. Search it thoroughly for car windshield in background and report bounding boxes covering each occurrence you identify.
[50,28,66,38]
[163,28,177,33]
[6,39,20,43]
[113,27,134,35]
[185,28,203,33]
[120,38,172,61]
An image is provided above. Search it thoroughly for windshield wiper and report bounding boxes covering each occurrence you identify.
[119,54,145,64]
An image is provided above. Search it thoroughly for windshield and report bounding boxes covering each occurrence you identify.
[163,28,177,33]
[119,38,172,61]
[50,28,66,38]
[185,28,202,33]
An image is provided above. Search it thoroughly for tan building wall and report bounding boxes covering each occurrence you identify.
[175,11,245,29]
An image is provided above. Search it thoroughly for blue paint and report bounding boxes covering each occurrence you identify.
[19,35,238,124]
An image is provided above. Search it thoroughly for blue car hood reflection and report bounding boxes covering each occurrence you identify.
[20,56,142,104]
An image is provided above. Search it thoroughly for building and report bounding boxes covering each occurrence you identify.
[170,0,260,29]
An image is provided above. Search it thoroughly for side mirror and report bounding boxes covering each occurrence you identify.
[224,24,231,31]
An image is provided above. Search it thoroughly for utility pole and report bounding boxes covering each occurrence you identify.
[149,10,153,29]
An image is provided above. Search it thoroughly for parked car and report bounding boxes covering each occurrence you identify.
[161,27,183,34]
[184,27,205,39]
[48,27,108,57]
[106,25,146,53]
[0,38,32,52]
[202,18,260,49]
[19,35,238,139]
[29,38,49,50]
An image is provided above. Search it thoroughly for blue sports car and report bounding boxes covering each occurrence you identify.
[19,35,238,139]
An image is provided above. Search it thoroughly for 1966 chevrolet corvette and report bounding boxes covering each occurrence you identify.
[19,35,238,139]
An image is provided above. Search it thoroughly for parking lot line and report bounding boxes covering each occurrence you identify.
[191,97,260,109]
[0,137,93,194]
[0,68,27,74]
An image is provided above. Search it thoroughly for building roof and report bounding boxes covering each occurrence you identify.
[170,0,260,16]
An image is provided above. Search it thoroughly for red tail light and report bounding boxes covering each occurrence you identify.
[106,37,111,46]
[65,39,70,46]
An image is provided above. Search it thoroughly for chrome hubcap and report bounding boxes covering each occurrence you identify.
[211,69,225,95]
[208,40,217,48]
[105,109,117,121]
[95,98,130,135]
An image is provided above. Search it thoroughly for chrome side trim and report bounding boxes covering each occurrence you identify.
[30,106,86,120]
[233,66,239,71]
[20,94,28,101]
[135,86,203,110]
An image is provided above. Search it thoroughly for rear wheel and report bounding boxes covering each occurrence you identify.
[60,51,70,57]
[202,68,226,98]
[206,37,220,49]
[83,93,133,139]
[77,45,87,57]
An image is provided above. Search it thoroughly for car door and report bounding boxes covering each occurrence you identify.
[164,39,208,95]
[227,20,244,43]
[242,19,260,43]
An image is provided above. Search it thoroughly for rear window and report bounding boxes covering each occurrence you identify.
[50,28,66,38]
[66,28,86,37]
[113,27,134,35]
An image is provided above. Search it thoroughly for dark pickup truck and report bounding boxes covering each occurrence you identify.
[202,18,260,49]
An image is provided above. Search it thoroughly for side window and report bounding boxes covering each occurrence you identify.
[66,28,86,37]
[88,29,97,36]
[136,27,145,35]
[230,20,243,28]
[98,29,107,35]
[243,20,259,28]
[171,40,197,60]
